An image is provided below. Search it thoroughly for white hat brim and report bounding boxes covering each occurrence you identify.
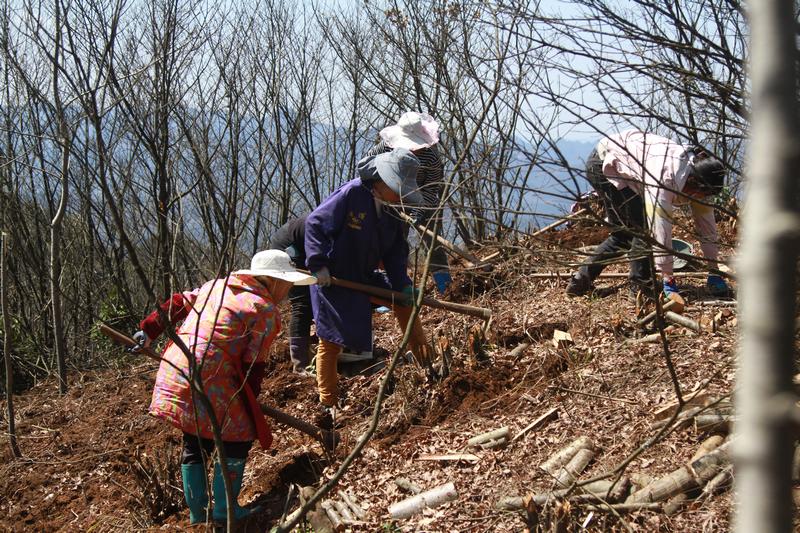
[234,269,317,285]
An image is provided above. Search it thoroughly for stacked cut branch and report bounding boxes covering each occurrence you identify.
[498,436,606,510]
[626,440,732,505]
[285,487,367,532]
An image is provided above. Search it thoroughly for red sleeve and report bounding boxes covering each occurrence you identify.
[139,293,191,339]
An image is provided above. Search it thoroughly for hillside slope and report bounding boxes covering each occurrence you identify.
[0,220,773,532]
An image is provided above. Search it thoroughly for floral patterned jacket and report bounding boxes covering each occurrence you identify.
[145,274,279,443]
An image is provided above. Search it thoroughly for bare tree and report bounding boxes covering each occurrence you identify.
[734,0,800,531]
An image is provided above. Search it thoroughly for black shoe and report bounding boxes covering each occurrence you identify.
[628,279,657,302]
[566,273,592,296]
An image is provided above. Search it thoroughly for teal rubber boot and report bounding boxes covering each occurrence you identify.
[180,463,209,525]
[212,458,260,522]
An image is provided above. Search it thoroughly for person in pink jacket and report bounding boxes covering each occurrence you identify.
[133,250,315,525]
[566,129,729,299]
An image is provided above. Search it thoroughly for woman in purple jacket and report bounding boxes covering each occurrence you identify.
[305,148,434,409]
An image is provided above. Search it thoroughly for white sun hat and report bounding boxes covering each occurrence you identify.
[379,112,440,151]
[235,250,316,285]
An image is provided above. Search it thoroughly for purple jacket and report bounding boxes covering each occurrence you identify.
[305,178,411,351]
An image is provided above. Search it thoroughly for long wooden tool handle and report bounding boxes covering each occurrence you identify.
[397,211,481,266]
[320,274,492,320]
[531,209,588,237]
[97,322,336,447]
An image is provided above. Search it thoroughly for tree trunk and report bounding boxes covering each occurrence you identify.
[735,1,800,532]
[2,230,20,457]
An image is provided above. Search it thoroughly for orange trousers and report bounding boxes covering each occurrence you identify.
[316,304,432,407]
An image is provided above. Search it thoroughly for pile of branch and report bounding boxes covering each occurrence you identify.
[497,433,736,517]
[284,487,367,532]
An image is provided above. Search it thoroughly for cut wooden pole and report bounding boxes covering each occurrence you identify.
[496,478,630,510]
[320,501,345,532]
[528,271,727,279]
[399,211,482,266]
[394,477,422,495]
[541,436,594,476]
[480,437,508,450]
[555,448,595,488]
[299,270,492,320]
[664,311,702,333]
[690,435,725,463]
[701,465,733,499]
[467,426,510,448]
[531,209,588,237]
[626,441,730,504]
[389,482,458,519]
[341,491,367,519]
[636,299,680,328]
[694,413,734,434]
[333,500,356,523]
[512,407,559,442]
[585,502,662,512]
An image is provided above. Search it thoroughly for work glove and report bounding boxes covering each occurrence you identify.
[401,285,421,306]
[662,276,679,298]
[706,275,730,297]
[130,330,151,353]
[313,267,331,287]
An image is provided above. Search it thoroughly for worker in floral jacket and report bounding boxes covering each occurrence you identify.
[133,250,315,525]
[305,148,434,410]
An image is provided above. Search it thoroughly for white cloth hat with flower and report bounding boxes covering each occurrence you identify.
[379,112,440,150]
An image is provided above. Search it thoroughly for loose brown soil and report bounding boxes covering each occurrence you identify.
[1,216,791,532]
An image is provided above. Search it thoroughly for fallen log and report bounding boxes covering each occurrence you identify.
[389,482,458,519]
[509,342,531,361]
[468,427,511,448]
[555,448,595,488]
[540,436,594,477]
[626,441,730,504]
[624,332,667,345]
[528,271,726,280]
